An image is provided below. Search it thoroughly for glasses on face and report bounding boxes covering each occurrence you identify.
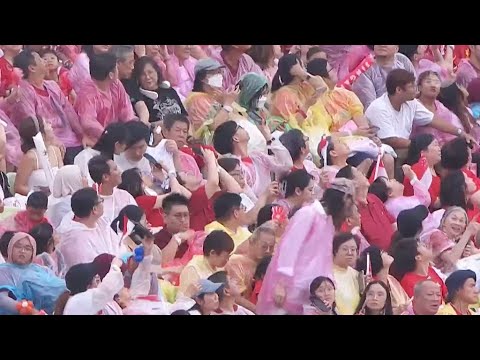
[14,243,33,253]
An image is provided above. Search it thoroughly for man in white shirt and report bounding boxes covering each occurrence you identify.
[366,69,476,154]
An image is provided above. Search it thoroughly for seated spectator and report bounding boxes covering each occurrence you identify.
[30,222,66,277]
[112,45,149,124]
[68,45,112,93]
[144,45,168,76]
[354,281,393,315]
[275,169,315,216]
[40,48,75,103]
[56,188,123,271]
[437,270,478,315]
[0,109,22,170]
[439,170,480,220]
[14,116,63,195]
[352,45,416,109]
[75,52,135,147]
[205,192,251,250]
[441,137,480,191]
[306,46,327,63]
[179,230,234,294]
[46,165,86,229]
[303,276,337,315]
[211,45,263,90]
[88,155,136,224]
[74,122,128,185]
[0,191,49,237]
[365,69,475,156]
[0,232,66,315]
[456,45,480,89]
[246,45,278,84]
[164,45,197,100]
[10,50,83,165]
[399,45,452,81]
[187,279,222,315]
[402,279,441,315]
[132,56,187,124]
[208,271,255,315]
[249,255,272,305]
[390,238,447,299]
[0,45,22,98]
[226,224,276,312]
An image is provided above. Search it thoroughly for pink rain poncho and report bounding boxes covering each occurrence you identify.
[74,78,135,141]
[0,109,22,167]
[385,178,431,219]
[68,53,90,94]
[256,201,335,315]
[165,55,197,100]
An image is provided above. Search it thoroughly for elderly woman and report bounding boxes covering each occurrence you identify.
[0,232,66,314]
[46,165,87,229]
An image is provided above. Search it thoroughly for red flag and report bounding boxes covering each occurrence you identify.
[369,152,388,184]
[318,135,328,166]
[411,154,432,190]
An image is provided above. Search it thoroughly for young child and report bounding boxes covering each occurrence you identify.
[208,271,255,315]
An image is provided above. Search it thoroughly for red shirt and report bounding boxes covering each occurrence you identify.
[136,195,164,228]
[153,228,188,259]
[180,145,216,170]
[58,67,73,98]
[188,186,223,231]
[359,194,395,251]
[0,57,15,97]
[463,168,480,191]
[400,266,447,299]
[33,85,49,97]
[250,279,263,305]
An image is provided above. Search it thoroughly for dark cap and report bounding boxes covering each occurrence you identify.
[65,263,99,295]
[397,205,429,238]
[445,269,476,302]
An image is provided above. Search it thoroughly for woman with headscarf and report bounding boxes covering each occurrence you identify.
[46,165,87,229]
[0,232,66,314]
[437,270,478,315]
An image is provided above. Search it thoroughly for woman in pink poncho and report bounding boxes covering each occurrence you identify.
[165,46,197,101]
[256,178,356,315]
[0,109,22,169]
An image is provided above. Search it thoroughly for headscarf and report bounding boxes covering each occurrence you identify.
[7,232,37,264]
[238,72,268,110]
[52,165,84,198]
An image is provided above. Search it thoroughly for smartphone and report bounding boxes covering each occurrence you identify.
[191,145,204,158]
[143,153,163,169]
[311,297,331,313]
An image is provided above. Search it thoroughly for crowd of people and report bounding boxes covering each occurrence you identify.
[1,44,480,315]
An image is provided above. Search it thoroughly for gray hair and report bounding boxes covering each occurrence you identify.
[250,222,276,243]
[111,45,134,62]
[413,279,439,297]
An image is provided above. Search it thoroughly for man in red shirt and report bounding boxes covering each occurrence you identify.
[0,45,22,98]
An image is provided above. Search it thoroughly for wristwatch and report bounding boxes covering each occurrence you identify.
[222,105,233,113]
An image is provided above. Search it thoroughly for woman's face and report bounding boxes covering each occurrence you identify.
[174,45,192,60]
[381,250,394,269]
[297,179,315,205]
[331,138,350,158]
[419,74,441,98]
[365,283,388,313]
[42,121,54,142]
[334,238,358,268]
[145,45,161,58]
[93,45,112,54]
[458,278,479,305]
[229,164,246,188]
[11,237,34,265]
[314,280,336,307]
[416,241,433,263]
[386,179,405,198]
[199,292,219,313]
[126,140,147,162]
[442,210,467,239]
[139,63,159,91]
[42,52,59,72]
[423,139,441,165]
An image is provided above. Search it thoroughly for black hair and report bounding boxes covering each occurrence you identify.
[217,157,240,173]
[398,45,420,62]
[203,230,235,257]
[441,137,470,170]
[88,155,111,185]
[13,50,36,79]
[321,188,354,229]
[192,69,208,93]
[133,56,164,87]
[212,121,238,155]
[64,263,98,296]
[256,204,275,228]
[29,223,54,255]
[71,188,99,218]
[117,168,144,198]
[246,45,275,70]
[335,165,355,180]
[306,46,325,62]
[170,310,190,315]
[208,271,229,302]
[81,45,95,58]
[318,136,334,167]
[439,82,474,134]
[111,45,134,62]
[92,122,128,160]
[0,231,15,259]
[162,193,189,214]
[386,69,416,96]
[38,48,59,61]
[332,232,358,257]
[356,246,384,276]
[417,70,440,87]
[271,54,301,92]
[368,178,389,203]
[390,238,419,281]
[306,58,329,78]
[111,205,144,234]
[405,133,436,165]
[89,53,117,81]
[124,120,150,148]
[19,116,46,153]
[309,276,336,295]
[163,113,190,131]
[355,280,393,315]
[213,192,242,221]
[279,129,307,162]
[26,191,48,210]
[254,255,272,280]
[283,169,313,198]
[440,169,468,210]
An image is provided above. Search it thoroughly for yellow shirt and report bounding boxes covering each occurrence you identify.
[178,255,220,294]
[436,303,476,315]
[204,221,252,251]
[333,265,361,315]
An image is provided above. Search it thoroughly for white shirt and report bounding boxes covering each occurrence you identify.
[145,140,175,171]
[74,148,101,186]
[365,93,434,140]
[100,188,137,225]
[114,153,152,178]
